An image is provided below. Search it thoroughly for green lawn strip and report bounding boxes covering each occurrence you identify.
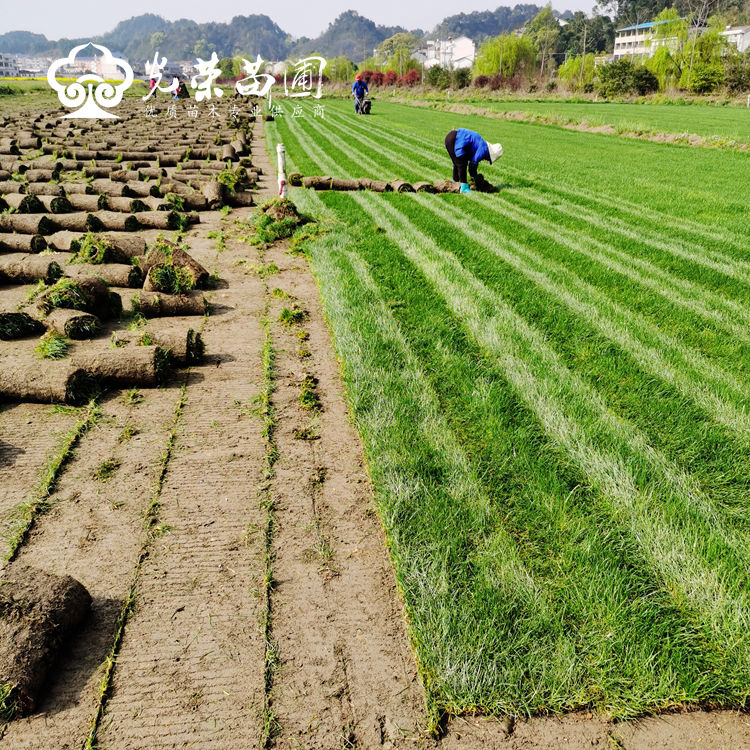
[302,189,736,716]
[3,402,100,561]
[319,100,750,238]
[305,110,750,348]
[447,100,750,144]
[353,191,750,695]
[507,185,750,295]
[84,383,188,749]
[298,102,750,258]
[400,194,750,530]
[487,190,750,346]
[442,195,750,435]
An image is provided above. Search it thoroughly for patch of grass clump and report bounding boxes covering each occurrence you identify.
[124,388,144,405]
[94,458,121,481]
[279,306,308,326]
[0,682,17,722]
[35,332,71,359]
[39,279,88,313]
[299,374,321,412]
[72,233,117,264]
[147,264,194,295]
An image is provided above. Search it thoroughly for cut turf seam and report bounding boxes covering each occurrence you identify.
[4,401,100,562]
[82,381,188,750]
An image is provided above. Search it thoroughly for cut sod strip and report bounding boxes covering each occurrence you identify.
[416,196,750,441]
[279,109,750,715]
[296,192,746,716]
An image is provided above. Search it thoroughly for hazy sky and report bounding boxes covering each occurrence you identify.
[1,1,600,41]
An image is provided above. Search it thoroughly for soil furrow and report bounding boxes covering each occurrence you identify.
[94,223,268,749]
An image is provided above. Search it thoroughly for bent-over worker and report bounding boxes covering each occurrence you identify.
[444,128,502,193]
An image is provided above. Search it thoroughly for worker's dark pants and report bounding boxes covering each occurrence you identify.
[445,130,478,184]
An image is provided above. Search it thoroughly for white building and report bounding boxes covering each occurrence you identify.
[612,18,711,61]
[0,53,19,77]
[719,25,750,53]
[414,36,476,70]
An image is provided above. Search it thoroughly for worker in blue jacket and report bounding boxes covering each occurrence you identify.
[444,128,503,193]
[352,74,368,113]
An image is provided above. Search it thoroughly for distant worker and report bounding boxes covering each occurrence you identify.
[444,128,502,193]
[352,74,368,114]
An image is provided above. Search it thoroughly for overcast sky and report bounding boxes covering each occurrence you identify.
[1,0,600,41]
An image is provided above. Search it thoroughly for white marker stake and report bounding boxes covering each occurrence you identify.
[277,143,287,198]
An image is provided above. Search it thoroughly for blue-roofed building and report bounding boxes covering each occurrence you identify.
[612,19,689,61]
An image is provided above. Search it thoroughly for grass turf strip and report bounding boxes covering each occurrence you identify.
[270,109,750,716]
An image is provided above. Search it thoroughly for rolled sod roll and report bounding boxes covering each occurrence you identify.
[0,358,96,405]
[0,312,45,340]
[73,344,171,386]
[36,195,74,214]
[136,211,182,230]
[43,307,100,339]
[432,180,462,194]
[40,277,122,319]
[201,181,224,209]
[358,178,392,192]
[24,169,58,183]
[82,167,112,179]
[303,176,333,190]
[63,183,97,196]
[17,135,41,148]
[221,144,236,161]
[24,183,66,197]
[92,234,146,260]
[89,179,125,197]
[0,234,47,253]
[110,328,204,365]
[110,169,139,182]
[413,181,437,193]
[130,290,207,317]
[0,181,26,194]
[330,179,361,191]
[0,566,92,716]
[0,254,63,285]
[123,182,160,198]
[226,191,254,208]
[390,180,415,193]
[66,194,102,212]
[288,172,303,187]
[85,212,141,232]
[3,194,45,213]
[138,168,165,180]
[65,262,142,288]
[0,214,57,235]
[170,193,207,211]
[143,241,208,287]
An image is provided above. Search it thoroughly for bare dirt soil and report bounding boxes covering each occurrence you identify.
[0,107,747,749]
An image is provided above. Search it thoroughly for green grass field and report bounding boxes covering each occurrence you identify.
[417,98,750,144]
[267,100,750,719]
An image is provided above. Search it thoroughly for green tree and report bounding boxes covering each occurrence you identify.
[473,34,536,79]
[149,31,166,51]
[327,56,356,82]
[378,32,422,76]
[217,57,239,79]
[525,6,561,76]
[557,52,596,90]
[426,65,451,88]
[193,39,216,59]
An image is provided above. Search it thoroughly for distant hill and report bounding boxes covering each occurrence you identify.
[292,10,410,59]
[0,6,576,63]
[431,4,547,41]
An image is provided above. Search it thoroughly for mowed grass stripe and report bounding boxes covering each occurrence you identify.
[332,102,750,251]
[352,192,750,668]
[292,110,750,352]
[417,195,750,446]
[487,190,750,343]
[282,114,750,713]
[313,190,744,714]
[298,190,723,716]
